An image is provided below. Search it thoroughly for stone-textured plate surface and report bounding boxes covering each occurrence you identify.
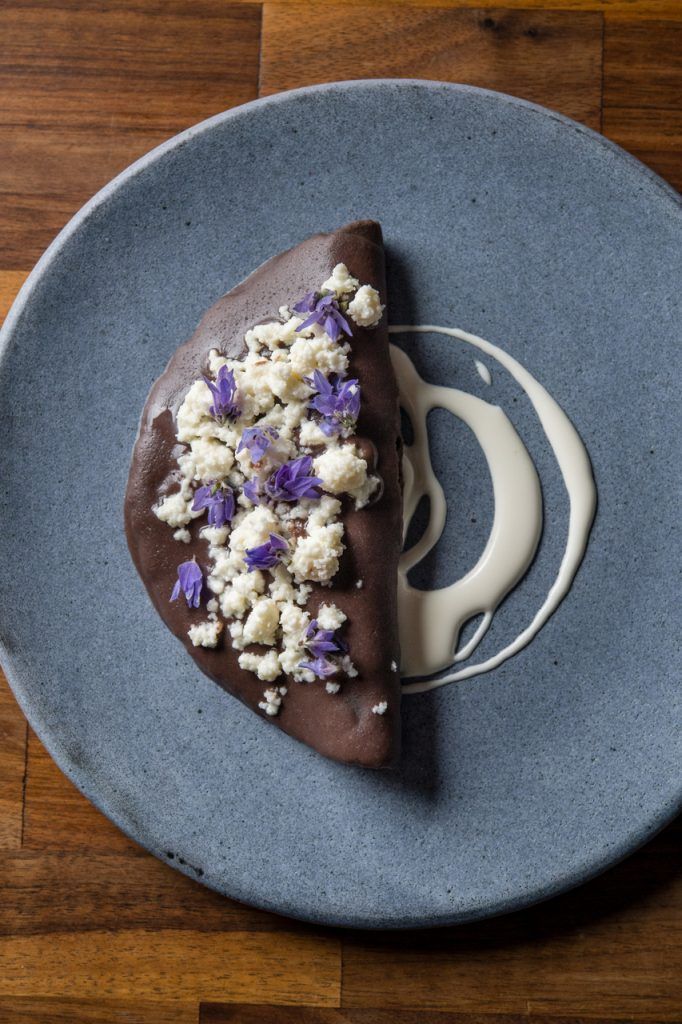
[0,81,680,928]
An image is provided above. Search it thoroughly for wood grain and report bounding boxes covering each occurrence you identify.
[233,0,682,18]
[0,851,307,935]
[0,1,261,267]
[199,1010,668,1024]
[0,675,27,851]
[260,5,603,130]
[0,1000,197,1024]
[603,18,682,190]
[341,818,682,1020]
[0,930,341,1003]
[0,271,28,324]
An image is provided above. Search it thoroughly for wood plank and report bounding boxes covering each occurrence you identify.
[0,999,196,1024]
[0,1,261,267]
[260,5,603,130]
[0,930,341,1005]
[200,1010,673,1024]
[604,18,682,104]
[603,18,682,191]
[22,731,141,853]
[199,1010,660,1024]
[0,851,308,935]
[0,674,27,851]
[341,818,682,1021]
[0,271,28,325]
[246,0,682,18]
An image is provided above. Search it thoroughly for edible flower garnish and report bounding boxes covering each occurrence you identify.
[299,620,348,679]
[293,290,351,343]
[170,559,203,608]
[203,365,240,422]
[237,425,279,463]
[192,481,235,527]
[242,478,261,505]
[299,655,339,679]
[265,455,322,502]
[305,369,361,437]
[244,533,288,572]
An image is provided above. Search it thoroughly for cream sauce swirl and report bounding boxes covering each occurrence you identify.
[389,325,597,694]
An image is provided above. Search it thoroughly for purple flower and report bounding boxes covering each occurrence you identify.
[242,478,261,505]
[244,533,288,572]
[305,369,361,437]
[170,559,203,608]
[265,455,322,503]
[192,481,235,527]
[203,365,240,422]
[299,656,339,679]
[293,290,351,343]
[237,425,279,463]
[305,619,348,659]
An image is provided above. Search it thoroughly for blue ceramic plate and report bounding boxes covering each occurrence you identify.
[1,82,680,928]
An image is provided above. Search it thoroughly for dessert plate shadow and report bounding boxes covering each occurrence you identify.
[0,81,680,928]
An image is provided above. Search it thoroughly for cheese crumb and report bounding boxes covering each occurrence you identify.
[348,284,384,328]
[325,681,341,694]
[321,263,359,296]
[290,522,344,583]
[241,651,282,683]
[313,444,368,496]
[372,701,388,715]
[317,603,346,631]
[155,491,197,528]
[391,660,398,672]
[188,621,223,648]
[173,527,191,543]
[242,597,279,646]
[257,684,283,714]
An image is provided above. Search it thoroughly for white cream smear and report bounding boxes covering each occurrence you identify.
[389,325,597,694]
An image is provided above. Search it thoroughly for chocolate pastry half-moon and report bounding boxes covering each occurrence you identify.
[125,221,403,767]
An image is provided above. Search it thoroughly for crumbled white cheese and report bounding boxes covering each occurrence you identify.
[201,525,230,547]
[188,620,223,648]
[348,284,384,328]
[152,264,385,693]
[288,334,349,378]
[317,603,346,631]
[155,491,197,529]
[242,597,279,646]
[189,437,235,480]
[242,652,282,684]
[299,418,332,448]
[313,444,368,496]
[390,660,398,672]
[256,682,284,712]
[372,701,388,715]
[355,579,364,589]
[321,263,359,296]
[290,522,344,583]
[176,379,212,442]
[229,507,281,557]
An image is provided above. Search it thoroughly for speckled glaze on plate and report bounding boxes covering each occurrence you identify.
[0,81,680,928]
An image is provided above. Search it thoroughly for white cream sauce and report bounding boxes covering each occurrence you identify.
[474,359,492,385]
[389,325,597,693]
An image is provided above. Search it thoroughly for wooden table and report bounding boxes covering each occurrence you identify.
[0,2,680,1021]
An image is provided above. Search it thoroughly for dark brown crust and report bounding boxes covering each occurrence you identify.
[124,221,402,768]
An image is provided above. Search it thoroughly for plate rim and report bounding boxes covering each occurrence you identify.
[0,78,680,929]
